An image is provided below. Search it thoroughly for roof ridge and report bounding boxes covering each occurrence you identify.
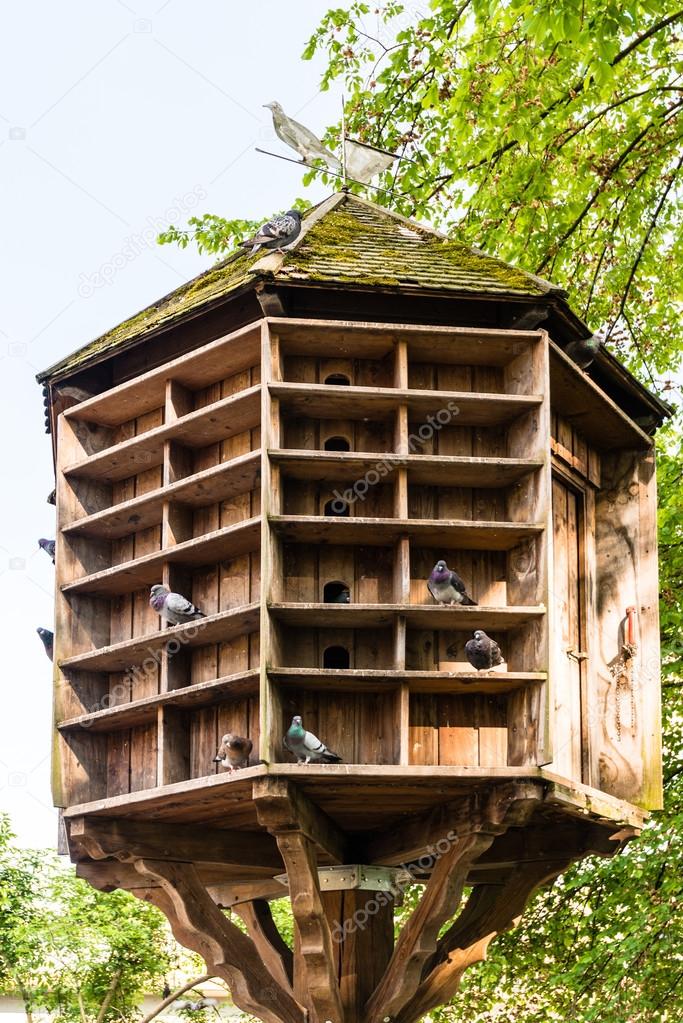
[340,191,448,240]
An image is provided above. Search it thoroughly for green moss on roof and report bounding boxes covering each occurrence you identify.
[39,193,559,381]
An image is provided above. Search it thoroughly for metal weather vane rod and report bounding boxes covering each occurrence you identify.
[253,146,405,201]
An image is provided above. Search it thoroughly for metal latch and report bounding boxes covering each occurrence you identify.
[566,647,588,662]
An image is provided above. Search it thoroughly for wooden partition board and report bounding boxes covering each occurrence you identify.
[259,321,554,773]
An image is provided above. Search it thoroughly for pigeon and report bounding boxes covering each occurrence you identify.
[328,587,350,603]
[565,336,602,369]
[264,100,341,171]
[213,733,253,772]
[38,538,56,564]
[37,627,53,661]
[283,715,342,764]
[47,488,56,505]
[465,630,504,671]
[149,584,206,626]
[241,210,302,255]
[428,561,477,606]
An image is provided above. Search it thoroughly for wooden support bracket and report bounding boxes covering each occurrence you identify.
[253,777,350,865]
[364,781,545,1023]
[132,859,306,1023]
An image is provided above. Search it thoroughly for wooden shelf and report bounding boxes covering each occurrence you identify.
[60,603,260,673]
[269,667,546,694]
[271,382,542,426]
[549,341,652,451]
[273,318,539,366]
[58,669,260,733]
[63,451,261,539]
[64,322,261,427]
[65,385,261,483]
[62,518,261,597]
[268,603,545,630]
[271,450,542,488]
[270,515,543,551]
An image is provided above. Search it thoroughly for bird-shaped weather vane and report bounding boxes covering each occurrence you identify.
[258,97,411,198]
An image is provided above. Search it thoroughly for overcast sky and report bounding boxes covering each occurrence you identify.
[0,0,342,848]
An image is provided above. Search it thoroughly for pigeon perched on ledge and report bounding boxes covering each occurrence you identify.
[149,584,205,626]
[38,538,55,564]
[264,100,341,171]
[37,627,53,661]
[213,733,253,772]
[284,715,342,764]
[465,630,503,671]
[428,560,477,606]
[565,335,602,369]
[241,210,302,254]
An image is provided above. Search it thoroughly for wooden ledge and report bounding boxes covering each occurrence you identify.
[59,603,260,673]
[62,518,261,597]
[61,764,647,831]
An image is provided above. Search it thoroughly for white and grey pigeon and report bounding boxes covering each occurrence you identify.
[428,560,477,606]
[149,584,206,626]
[283,715,342,765]
[241,210,302,255]
[465,630,504,671]
[264,100,341,171]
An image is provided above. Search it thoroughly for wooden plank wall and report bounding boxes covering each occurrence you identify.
[55,348,263,807]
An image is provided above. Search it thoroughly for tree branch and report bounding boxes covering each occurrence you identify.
[95,968,122,1023]
[605,152,683,339]
[138,975,213,1023]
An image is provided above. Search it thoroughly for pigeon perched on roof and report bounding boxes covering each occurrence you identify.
[565,335,602,369]
[213,733,253,772]
[149,584,206,626]
[38,538,55,564]
[428,561,477,606]
[241,210,302,255]
[37,627,53,661]
[464,630,504,671]
[284,715,342,764]
[264,100,341,171]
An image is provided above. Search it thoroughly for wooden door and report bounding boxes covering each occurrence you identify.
[551,475,584,782]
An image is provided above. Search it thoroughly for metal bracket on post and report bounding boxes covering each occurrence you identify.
[275,865,413,893]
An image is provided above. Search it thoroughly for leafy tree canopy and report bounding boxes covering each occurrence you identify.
[161,0,682,392]
[0,817,207,1023]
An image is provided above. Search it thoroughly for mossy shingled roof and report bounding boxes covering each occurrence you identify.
[39,193,563,381]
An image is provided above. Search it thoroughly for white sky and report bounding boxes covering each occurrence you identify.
[0,0,341,848]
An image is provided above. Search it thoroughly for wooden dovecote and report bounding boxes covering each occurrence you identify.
[40,194,669,1023]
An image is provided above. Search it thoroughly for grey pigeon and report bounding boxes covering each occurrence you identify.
[329,587,350,603]
[149,584,206,626]
[241,210,302,255]
[264,100,341,171]
[428,560,477,606]
[37,627,53,661]
[464,630,504,671]
[284,715,342,764]
[565,335,602,369]
[213,733,253,772]
[47,488,56,505]
[38,538,55,564]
